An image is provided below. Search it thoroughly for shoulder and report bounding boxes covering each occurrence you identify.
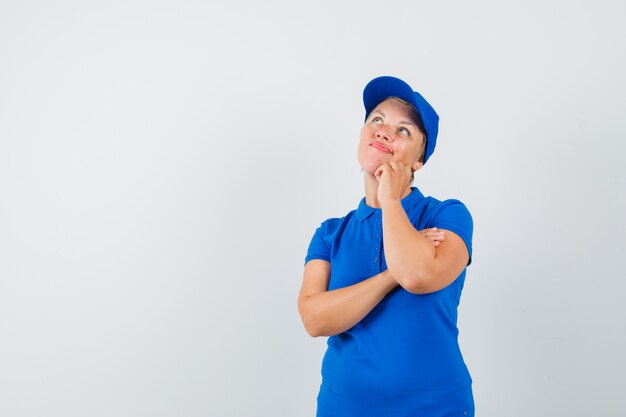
[423,196,474,263]
[305,210,357,265]
[419,195,473,225]
[404,188,472,225]
[314,209,357,238]
[406,192,473,228]
[426,198,473,239]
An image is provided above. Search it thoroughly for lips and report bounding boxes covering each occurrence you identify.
[370,141,392,154]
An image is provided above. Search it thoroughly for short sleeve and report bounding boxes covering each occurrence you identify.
[304,221,332,265]
[429,199,474,265]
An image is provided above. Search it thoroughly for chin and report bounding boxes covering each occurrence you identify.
[360,163,379,176]
[358,149,388,175]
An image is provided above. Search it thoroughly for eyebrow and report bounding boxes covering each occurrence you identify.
[371,110,418,128]
[398,120,418,128]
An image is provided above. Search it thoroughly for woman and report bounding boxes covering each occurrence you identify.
[298,76,475,416]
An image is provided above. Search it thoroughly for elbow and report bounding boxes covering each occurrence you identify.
[402,279,430,295]
[305,326,324,338]
[300,311,335,337]
[301,317,324,338]
[399,276,429,295]
[298,302,326,337]
[304,321,333,337]
[391,267,436,295]
[387,250,438,295]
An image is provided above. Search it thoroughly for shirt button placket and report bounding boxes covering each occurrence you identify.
[372,212,383,273]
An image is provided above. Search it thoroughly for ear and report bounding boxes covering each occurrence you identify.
[411,161,424,173]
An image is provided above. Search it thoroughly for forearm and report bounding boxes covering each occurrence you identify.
[381,199,436,289]
[299,270,397,337]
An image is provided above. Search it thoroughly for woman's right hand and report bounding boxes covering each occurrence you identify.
[419,227,445,247]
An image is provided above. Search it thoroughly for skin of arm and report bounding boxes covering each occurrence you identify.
[298,260,397,337]
[375,161,469,294]
[381,200,469,294]
[298,229,443,337]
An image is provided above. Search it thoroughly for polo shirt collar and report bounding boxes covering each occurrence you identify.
[355,187,425,222]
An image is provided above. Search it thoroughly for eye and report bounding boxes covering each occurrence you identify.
[371,116,383,124]
[398,127,411,136]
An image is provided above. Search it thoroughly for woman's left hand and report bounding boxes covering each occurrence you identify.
[419,227,445,247]
[375,161,413,204]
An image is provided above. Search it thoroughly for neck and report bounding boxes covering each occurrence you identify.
[363,172,413,208]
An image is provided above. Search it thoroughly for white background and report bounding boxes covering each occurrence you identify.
[1,1,625,416]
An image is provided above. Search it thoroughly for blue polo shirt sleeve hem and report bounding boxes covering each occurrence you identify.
[304,220,332,265]
[429,199,474,266]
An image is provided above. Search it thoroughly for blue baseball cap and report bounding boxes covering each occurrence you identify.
[363,76,439,163]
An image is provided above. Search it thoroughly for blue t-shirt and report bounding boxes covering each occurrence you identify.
[305,187,475,417]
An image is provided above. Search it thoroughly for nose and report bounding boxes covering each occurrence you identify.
[375,125,392,141]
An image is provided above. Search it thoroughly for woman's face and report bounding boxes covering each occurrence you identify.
[358,98,425,175]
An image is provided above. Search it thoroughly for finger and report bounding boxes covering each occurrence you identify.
[376,162,389,173]
[423,233,445,244]
[390,161,411,173]
[375,164,386,179]
[389,161,404,172]
[426,232,441,246]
